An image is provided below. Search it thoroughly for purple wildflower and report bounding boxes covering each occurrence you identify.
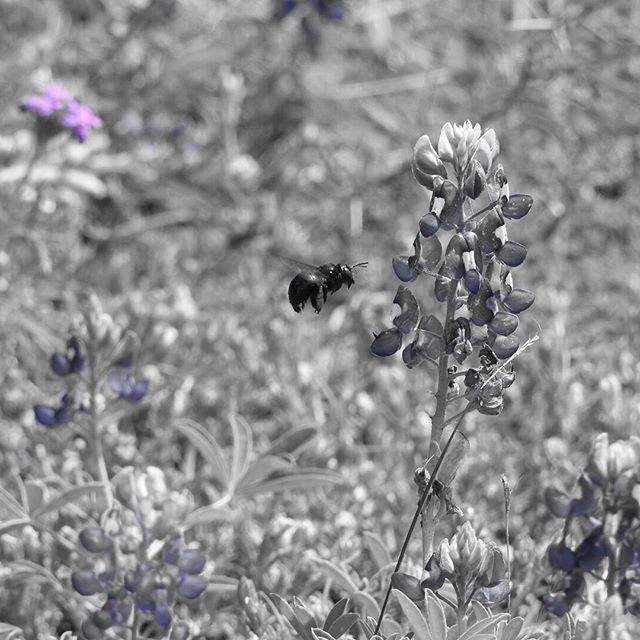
[50,335,85,376]
[34,392,76,427]
[61,99,102,143]
[20,84,72,116]
[109,366,148,402]
[20,84,101,143]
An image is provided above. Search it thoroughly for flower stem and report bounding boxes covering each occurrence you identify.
[421,280,457,566]
[88,349,113,508]
[373,407,470,635]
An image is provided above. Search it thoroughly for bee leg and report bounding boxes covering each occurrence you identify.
[311,286,325,313]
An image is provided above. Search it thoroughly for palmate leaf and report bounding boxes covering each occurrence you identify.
[184,499,233,529]
[175,420,229,487]
[30,482,106,520]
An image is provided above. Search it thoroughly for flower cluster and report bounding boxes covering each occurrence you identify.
[543,433,640,617]
[20,84,101,143]
[422,521,508,607]
[371,121,534,416]
[71,467,203,637]
[33,301,149,428]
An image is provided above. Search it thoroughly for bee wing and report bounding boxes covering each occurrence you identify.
[279,256,319,274]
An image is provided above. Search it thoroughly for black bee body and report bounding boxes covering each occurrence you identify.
[288,262,367,313]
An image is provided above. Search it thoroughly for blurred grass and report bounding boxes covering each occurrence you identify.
[1,0,640,636]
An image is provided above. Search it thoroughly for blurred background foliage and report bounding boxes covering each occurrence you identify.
[1,0,640,637]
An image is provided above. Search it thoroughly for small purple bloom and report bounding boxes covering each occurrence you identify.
[34,393,76,427]
[61,99,102,143]
[177,573,207,599]
[50,336,85,376]
[109,367,148,402]
[20,84,71,116]
[20,84,101,143]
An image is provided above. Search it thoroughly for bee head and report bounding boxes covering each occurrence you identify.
[341,262,367,288]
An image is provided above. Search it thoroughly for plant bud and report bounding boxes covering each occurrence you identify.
[464,160,486,199]
[413,135,447,189]
[437,122,455,163]
[438,540,455,574]
[419,212,441,237]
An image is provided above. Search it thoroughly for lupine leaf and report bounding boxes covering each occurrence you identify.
[363,531,392,569]
[325,613,359,638]
[237,469,343,497]
[393,589,431,640]
[269,594,315,640]
[235,455,291,490]
[310,556,359,592]
[424,589,447,639]
[229,414,253,489]
[176,420,229,486]
[263,427,317,457]
[323,598,348,631]
[0,486,27,520]
[31,482,106,520]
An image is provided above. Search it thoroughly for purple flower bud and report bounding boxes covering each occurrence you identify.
[79,527,114,553]
[496,241,527,268]
[34,393,76,427]
[419,212,441,238]
[177,574,207,599]
[177,549,206,575]
[503,289,535,314]
[548,543,577,571]
[71,570,103,596]
[370,328,403,357]
[501,194,533,220]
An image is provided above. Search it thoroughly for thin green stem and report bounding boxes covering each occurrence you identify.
[131,607,139,640]
[88,349,113,508]
[373,408,471,634]
[421,281,458,565]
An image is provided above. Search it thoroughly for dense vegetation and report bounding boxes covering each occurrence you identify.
[1,1,640,639]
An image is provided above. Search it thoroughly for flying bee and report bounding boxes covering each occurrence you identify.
[286,260,368,313]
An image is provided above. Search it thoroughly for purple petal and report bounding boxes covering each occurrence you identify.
[177,574,207,599]
[154,604,172,628]
[71,570,103,596]
[50,353,71,376]
[503,289,535,314]
[392,256,418,282]
[370,328,403,357]
[80,527,114,553]
[34,405,58,426]
[178,549,206,575]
